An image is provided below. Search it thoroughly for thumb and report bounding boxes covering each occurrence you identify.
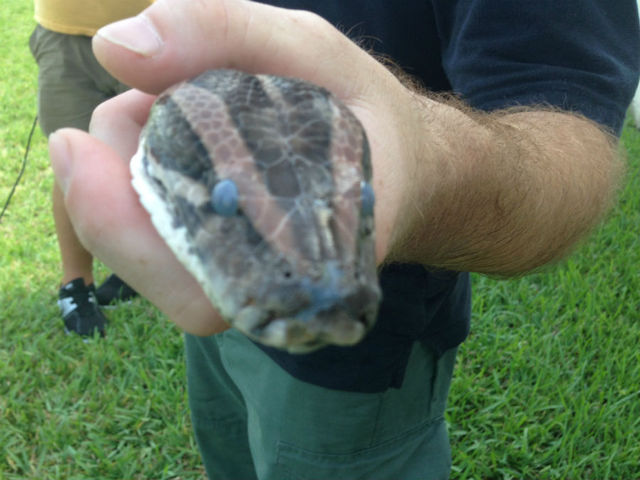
[92,0,388,98]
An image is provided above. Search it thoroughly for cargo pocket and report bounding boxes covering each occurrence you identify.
[235,340,457,480]
[275,416,451,480]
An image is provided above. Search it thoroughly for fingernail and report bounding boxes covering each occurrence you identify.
[49,131,71,194]
[96,14,163,57]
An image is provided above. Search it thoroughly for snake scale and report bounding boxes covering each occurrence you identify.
[131,69,381,353]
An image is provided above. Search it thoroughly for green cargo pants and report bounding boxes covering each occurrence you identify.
[185,329,457,480]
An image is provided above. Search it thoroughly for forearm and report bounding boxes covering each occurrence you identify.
[382,93,623,276]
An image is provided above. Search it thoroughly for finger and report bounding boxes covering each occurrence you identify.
[92,0,393,98]
[48,128,227,335]
[89,89,156,162]
[48,129,163,274]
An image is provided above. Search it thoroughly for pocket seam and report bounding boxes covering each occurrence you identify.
[276,415,444,465]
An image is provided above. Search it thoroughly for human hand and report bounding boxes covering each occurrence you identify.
[49,0,417,334]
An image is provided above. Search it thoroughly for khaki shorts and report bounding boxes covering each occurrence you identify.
[185,330,456,480]
[29,24,129,136]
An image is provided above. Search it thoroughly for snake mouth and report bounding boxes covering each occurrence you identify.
[230,274,380,353]
[228,262,378,353]
[232,305,372,354]
[258,313,368,353]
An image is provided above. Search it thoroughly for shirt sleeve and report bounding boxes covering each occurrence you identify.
[434,0,640,134]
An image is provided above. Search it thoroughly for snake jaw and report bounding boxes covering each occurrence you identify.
[232,267,379,353]
[229,261,378,352]
[240,307,369,354]
[260,313,367,354]
[233,305,271,334]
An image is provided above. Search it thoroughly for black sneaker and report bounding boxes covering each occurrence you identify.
[95,274,138,307]
[58,278,107,337]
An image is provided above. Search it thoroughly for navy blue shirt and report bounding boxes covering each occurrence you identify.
[252,0,640,392]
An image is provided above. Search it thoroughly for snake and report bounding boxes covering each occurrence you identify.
[130,69,381,353]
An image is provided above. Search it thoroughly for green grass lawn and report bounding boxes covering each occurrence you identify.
[1,1,639,479]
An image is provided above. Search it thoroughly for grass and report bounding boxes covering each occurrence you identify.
[446,123,640,480]
[1,1,639,479]
[0,3,203,479]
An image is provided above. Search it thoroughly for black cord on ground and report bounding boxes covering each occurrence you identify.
[0,115,38,223]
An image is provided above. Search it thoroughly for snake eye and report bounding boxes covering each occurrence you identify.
[211,179,239,217]
[360,181,375,216]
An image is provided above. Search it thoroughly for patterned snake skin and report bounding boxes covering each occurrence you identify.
[131,69,380,353]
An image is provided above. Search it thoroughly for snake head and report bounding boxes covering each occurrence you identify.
[131,69,381,353]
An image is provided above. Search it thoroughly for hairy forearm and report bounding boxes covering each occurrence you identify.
[383,94,623,276]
